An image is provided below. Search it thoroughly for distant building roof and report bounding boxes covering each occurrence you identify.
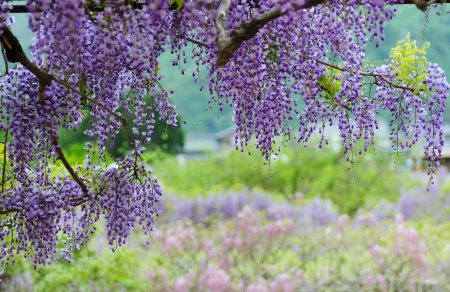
[182,127,234,152]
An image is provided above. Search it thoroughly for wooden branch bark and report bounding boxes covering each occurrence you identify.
[215,7,284,68]
[0,27,54,87]
[213,0,343,68]
[6,1,448,67]
[51,135,89,195]
[213,0,446,68]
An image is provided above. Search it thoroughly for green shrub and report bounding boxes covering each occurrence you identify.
[32,249,150,292]
[153,146,405,215]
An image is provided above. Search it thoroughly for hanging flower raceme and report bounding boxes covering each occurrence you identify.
[0,0,447,273]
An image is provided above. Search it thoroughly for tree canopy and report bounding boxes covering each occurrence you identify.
[0,0,448,271]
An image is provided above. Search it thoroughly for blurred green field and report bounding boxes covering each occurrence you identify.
[4,144,450,291]
[152,145,409,215]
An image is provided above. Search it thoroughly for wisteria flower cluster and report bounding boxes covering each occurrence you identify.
[0,0,448,271]
[176,0,449,167]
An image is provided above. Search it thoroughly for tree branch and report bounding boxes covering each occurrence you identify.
[213,0,334,68]
[0,208,18,215]
[0,28,139,203]
[6,1,447,68]
[411,0,439,11]
[213,0,447,68]
[214,0,233,68]
[52,79,137,150]
[0,28,141,198]
[0,43,8,78]
[215,0,368,68]
[317,60,417,92]
[185,37,209,48]
[215,6,284,68]
[53,80,142,179]
[51,135,89,195]
[0,28,53,87]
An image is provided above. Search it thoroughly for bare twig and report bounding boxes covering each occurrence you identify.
[185,37,209,48]
[52,79,138,151]
[38,84,46,104]
[0,208,18,215]
[317,60,416,92]
[36,81,89,196]
[51,135,89,195]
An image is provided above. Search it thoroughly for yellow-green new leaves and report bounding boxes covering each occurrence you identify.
[169,0,184,11]
[318,67,342,107]
[390,33,430,93]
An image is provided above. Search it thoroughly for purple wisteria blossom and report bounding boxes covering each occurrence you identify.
[0,0,447,272]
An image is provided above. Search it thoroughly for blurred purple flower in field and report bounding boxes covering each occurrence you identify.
[396,193,416,220]
[372,168,450,221]
[269,273,295,292]
[372,201,396,220]
[305,197,338,225]
[355,210,379,227]
[158,165,450,229]
[174,271,195,292]
[246,278,269,292]
[160,190,339,227]
[250,190,274,210]
[3,273,33,292]
[169,197,195,222]
[203,196,216,217]
[197,265,232,292]
[394,214,428,276]
[217,192,245,218]
[267,203,296,220]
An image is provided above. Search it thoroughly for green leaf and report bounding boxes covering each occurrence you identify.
[169,0,184,10]
[390,32,430,92]
[318,72,340,108]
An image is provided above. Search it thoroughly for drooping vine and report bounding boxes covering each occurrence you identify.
[0,0,447,272]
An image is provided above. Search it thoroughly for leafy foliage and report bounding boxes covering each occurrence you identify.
[154,147,404,215]
[391,32,430,93]
[317,67,342,107]
[169,0,184,11]
[0,0,448,273]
